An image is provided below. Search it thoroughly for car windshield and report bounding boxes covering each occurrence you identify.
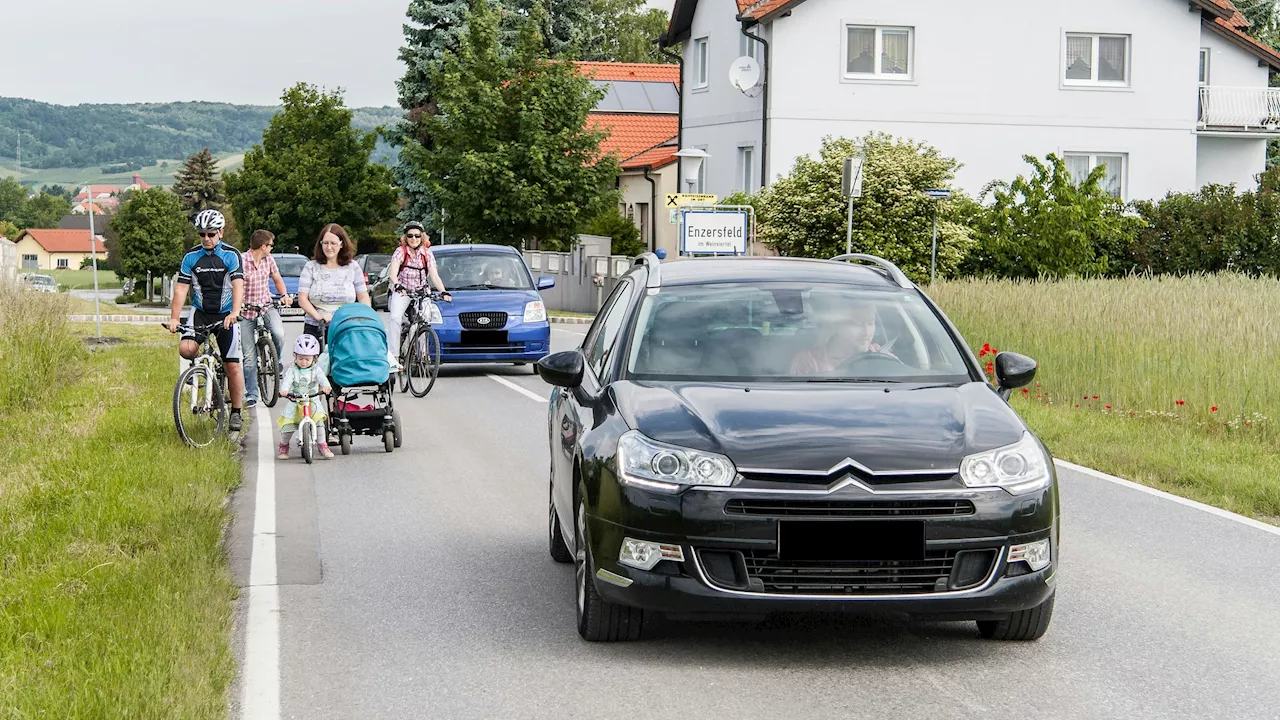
[437,252,532,290]
[273,255,307,277]
[365,255,391,278]
[31,276,54,286]
[625,282,973,383]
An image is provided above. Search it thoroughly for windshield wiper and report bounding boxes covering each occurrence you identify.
[805,378,902,384]
[449,284,492,290]
[901,382,963,391]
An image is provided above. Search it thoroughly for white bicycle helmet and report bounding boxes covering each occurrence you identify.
[294,334,321,356]
[192,209,226,231]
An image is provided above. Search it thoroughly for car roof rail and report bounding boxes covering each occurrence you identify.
[830,253,913,289]
[633,252,662,289]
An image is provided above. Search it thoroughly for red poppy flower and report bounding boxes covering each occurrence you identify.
[1175,400,1185,406]
[1021,388,1030,395]
[1211,406,1218,412]
[986,362,994,373]
[1105,405,1111,409]
[1074,404,1080,408]
[1092,395,1099,400]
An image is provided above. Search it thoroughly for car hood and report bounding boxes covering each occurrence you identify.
[611,381,1028,474]
[443,289,540,317]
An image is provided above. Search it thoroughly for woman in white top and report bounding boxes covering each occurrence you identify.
[297,223,370,345]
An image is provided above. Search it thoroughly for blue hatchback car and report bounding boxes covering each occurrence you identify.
[431,244,554,366]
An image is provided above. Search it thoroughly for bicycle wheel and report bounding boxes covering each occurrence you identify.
[396,325,413,394]
[257,339,280,408]
[173,364,226,448]
[406,325,441,398]
[301,423,314,465]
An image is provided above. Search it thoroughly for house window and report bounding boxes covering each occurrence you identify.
[845,25,913,79]
[1065,152,1126,199]
[1199,48,1210,85]
[21,254,38,269]
[1064,33,1130,85]
[56,257,69,269]
[737,146,755,192]
[636,202,650,245]
[739,33,758,60]
[693,38,709,88]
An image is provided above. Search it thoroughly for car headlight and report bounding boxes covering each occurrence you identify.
[427,302,443,325]
[959,431,1052,495]
[523,300,547,323]
[617,431,738,492]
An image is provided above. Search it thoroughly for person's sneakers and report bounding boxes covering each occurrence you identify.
[246,399,258,409]
[229,411,243,433]
[318,443,334,459]
[277,443,289,460]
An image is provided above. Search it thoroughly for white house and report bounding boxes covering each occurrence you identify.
[662,0,1280,201]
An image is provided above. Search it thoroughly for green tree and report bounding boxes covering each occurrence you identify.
[409,0,619,249]
[17,192,73,229]
[757,133,973,282]
[0,219,19,239]
[171,148,227,217]
[964,154,1142,279]
[503,0,591,58]
[583,206,643,256]
[580,0,669,62]
[40,184,71,200]
[224,83,399,254]
[0,177,26,225]
[110,188,188,281]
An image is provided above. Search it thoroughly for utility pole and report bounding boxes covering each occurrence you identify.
[87,184,102,340]
[924,188,952,284]
[842,153,865,255]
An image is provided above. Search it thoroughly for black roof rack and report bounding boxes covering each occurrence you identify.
[830,253,913,289]
[633,252,662,289]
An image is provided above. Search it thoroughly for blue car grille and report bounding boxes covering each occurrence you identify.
[459,312,508,330]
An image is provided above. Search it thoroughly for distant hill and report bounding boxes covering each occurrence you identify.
[0,99,403,185]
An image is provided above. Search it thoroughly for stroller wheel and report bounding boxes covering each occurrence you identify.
[383,429,395,453]
[340,431,352,456]
[392,411,402,448]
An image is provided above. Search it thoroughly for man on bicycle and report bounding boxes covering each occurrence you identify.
[386,220,449,363]
[239,229,292,408]
[166,209,247,432]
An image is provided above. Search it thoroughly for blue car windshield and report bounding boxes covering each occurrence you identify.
[624,282,973,383]
[273,255,307,277]
[437,252,533,290]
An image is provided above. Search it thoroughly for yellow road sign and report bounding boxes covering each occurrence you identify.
[665,193,718,208]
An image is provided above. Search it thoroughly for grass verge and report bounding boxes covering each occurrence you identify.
[931,274,1280,523]
[1,292,240,717]
[50,269,123,291]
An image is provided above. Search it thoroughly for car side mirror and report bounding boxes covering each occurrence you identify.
[537,275,555,290]
[994,351,1037,401]
[537,349,584,388]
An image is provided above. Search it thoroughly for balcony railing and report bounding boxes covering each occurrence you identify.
[1198,86,1280,131]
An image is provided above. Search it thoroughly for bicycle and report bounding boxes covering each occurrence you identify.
[395,286,448,398]
[243,299,286,408]
[284,391,325,464]
[167,321,230,448]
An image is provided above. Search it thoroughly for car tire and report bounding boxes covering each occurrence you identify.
[977,593,1055,641]
[549,480,573,564]
[575,496,643,642]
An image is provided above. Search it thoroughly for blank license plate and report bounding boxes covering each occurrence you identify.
[778,520,925,562]
[460,330,509,345]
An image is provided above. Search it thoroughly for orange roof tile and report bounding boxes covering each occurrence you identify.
[574,61,680,85]
[1205,1,1280,69]
[622,144,679,170]
[588,113,679,162]
[19,228,107,253]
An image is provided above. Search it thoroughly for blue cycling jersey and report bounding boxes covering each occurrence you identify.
[178,242,244,315]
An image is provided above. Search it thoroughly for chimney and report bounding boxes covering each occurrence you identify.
[132,174,142,186]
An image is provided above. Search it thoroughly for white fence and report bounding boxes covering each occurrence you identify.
[1198,86,1280,130]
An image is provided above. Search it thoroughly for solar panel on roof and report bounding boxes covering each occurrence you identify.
[612,81,652,111]
[591,80,623,111]
[642,82,679,113]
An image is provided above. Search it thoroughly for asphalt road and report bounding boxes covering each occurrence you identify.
[228,319,1280,720]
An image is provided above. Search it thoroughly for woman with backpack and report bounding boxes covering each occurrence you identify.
[385,220,450,365]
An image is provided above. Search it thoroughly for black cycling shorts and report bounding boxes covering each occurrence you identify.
[183,310,243,364]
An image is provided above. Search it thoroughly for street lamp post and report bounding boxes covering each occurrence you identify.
[85,184,102,340]
[674,148,709,193]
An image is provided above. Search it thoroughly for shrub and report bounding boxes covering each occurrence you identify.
[964,154,1142,279]
[756,133,974,282]
[582,206,644,257]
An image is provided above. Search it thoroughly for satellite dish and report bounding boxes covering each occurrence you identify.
[729,56,762,97]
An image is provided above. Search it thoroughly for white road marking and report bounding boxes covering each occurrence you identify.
[552,327,586,337]
[242,403,280,719]
[1055,459,1280,537]
[487,374,548,403]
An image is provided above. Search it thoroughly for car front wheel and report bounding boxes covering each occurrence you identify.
[575,496,643,642]
[977,593,1055,641]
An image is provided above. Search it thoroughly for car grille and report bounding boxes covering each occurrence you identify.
[442,343,525,354]
[724,498,975,518]
[459,311,508,330]
[738,469,958,487]
[740,550,959,595]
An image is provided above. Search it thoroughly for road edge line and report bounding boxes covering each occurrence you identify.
[1055,459,1280,537]
[241,403,280,719]
[487,373,548,403]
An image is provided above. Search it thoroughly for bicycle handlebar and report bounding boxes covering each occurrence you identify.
[163,321,224,335]
[284,392,325,402]
[395,285,451,301]
[243,299,286,311]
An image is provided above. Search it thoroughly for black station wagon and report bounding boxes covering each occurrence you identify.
[537,253,1058,642]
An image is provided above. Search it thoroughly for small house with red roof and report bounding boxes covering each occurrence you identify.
[576,61,684,256]
[13,228,108,271]
[663,0,1280,201]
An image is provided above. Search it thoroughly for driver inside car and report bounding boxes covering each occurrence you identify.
[790,298,896,374]
[483,263,517,288]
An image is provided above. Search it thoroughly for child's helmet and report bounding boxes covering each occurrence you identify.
[294,334,321,356]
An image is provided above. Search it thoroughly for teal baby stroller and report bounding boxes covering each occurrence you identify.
[325,303,401,454]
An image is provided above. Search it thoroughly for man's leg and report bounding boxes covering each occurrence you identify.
[216,322,246,431]
[238,318,259,405]
[267,308,286,357]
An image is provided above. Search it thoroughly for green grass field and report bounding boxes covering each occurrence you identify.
[0,151,242,189]
[50,269,123,290]
[0,288,240,716]
[930,274,1280,522]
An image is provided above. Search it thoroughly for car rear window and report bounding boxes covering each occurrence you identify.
[364,255,391,278]
[273,255,307,277]
[625,282,972,383]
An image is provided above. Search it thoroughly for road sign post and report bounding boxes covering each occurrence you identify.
[923,188,952,284]
[842,154,865,255]
[679,205,753,257]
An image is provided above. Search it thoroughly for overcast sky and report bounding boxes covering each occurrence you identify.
[1,0,676,108]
